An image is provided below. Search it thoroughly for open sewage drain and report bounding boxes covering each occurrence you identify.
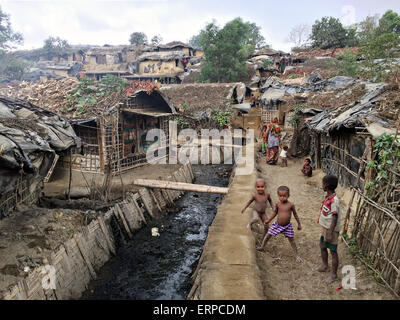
[81,164,232,300]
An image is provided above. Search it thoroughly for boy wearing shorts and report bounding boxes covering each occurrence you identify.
[317,175,341,284]
[256,186,302,262]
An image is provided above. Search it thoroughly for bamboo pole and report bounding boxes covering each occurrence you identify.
[116,110,125,200]
[133,179,229,194]
[97,215,116,256]
[148,188,162,212]
[342,148,368,235]
[67,149,72,201]
[73,234,97,279]
[114,204,132,239]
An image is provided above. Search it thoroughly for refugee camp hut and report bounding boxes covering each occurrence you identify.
[82,46,136,80]
[260,77,289,124]
[83,45,159,78]
[115,89,175,172]
[66,48,86,63]
[63,87,175,175]
[135,51,186,80]
[84,46,126,69]
[230,102,263,132]
[0,96,80,218]
[285,106,322,157]
[36,61,82,78]
[158,41,195,57]
[300,76,376,172]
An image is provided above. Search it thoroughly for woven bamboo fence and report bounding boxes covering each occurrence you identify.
[348,127,400,298]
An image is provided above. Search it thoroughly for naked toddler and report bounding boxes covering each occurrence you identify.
[241,178,274,233]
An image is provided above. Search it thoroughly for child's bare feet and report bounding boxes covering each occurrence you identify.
[296,256,303,263]
[325,274,338,284]
[317,265,329,272]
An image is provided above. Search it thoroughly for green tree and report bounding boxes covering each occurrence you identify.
[0,6,23,50]
[129,32,148,46]
[345,25,359,47]
[42,36,70,55]
[198,17,264,82]
[356,14,379,44]
[377,10,400,36]
[0,6,25,81]
[188,34,202,49]
[244,22,266,49]
[0,53,29,80]
[360,32,400,82]
[361,32,400,59]
[151,34,163,46]
[337,49,361,77]
[310,16,356,49]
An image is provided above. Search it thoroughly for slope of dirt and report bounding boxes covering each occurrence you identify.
[160,83,234,113]
[0,206,89,295]
[253,156,395,300]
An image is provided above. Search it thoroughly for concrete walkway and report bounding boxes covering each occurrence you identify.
[188,145,264,300]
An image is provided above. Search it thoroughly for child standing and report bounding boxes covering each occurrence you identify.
[261,126,268,154]
[280,146,289,167]
[317,175,341,284]
[241,178,274,233]
[257,186,302,262]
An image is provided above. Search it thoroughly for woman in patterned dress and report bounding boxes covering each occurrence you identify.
[266,118,282,165]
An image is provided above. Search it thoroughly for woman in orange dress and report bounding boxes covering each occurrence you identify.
[266,118,282,165]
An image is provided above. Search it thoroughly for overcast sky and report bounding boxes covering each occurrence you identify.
[2,0,400,52]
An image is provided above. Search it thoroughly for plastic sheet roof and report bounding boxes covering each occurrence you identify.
[0,96,81,174]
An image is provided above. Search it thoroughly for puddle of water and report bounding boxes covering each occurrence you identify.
[81,164,232,300]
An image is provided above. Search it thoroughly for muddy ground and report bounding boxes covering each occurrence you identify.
[253,156,395,300]
[0,163,183,297]
[0,202,99,293]
[81,164,232,300]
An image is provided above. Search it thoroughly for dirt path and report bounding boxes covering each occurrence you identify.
[254,156,395,300]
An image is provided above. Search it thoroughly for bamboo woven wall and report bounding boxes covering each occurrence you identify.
[0,178,41,219]
[261,108,279,124]
[350,139,400,297]
[319,131,365,188]
[312,128,399,297]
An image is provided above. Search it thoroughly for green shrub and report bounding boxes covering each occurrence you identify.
[337,49,361,77]
[211,109,233,128]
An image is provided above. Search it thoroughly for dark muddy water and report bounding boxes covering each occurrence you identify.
[81,164,232,300]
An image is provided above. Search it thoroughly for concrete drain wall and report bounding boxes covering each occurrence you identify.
[1,163,194,300]
[188,144,265,300]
